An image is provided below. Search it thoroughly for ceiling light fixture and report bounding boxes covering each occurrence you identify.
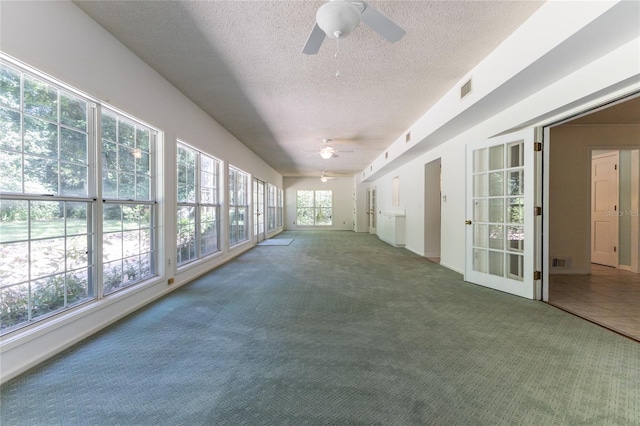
[316,1,362,41]
[320,171,337,182]
[302,0,406,59]
[319,146,335,160]
[316,1,362,77]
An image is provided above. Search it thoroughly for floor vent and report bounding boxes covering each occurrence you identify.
[460,78,472,99]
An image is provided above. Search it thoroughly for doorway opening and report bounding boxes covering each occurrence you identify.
[425,158,442,263]
[546,95,640,341]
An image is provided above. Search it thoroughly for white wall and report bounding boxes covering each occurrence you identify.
[359,1,639,276]
[0,0,282,383]
[284,177,353,231]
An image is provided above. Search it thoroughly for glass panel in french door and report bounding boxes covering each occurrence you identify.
[472,141,525,281]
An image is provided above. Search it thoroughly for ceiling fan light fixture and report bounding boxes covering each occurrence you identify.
[316,1,362,40]
[320,151,334,160]
[321,176,329,183]
[319,146,335,159]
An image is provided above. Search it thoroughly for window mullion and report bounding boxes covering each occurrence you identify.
[27,200,32,322]
[195,152,202,259]
[92,103,103,300]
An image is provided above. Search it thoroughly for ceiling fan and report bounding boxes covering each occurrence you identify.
[302,0,406,55]
[306,139,353,159]
[320,171,337,182]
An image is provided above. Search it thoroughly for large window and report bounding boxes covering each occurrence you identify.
[101,110,157,295]
[267,184,283,230]
[277,187,283,228]
[228,166,249,246]
[296,190,332,226]
[0,58,158,334]
[267,183,277,231]
[1,62,94,332]
[176,142,220,266]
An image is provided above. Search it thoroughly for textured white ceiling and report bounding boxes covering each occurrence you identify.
[74,0,545,177]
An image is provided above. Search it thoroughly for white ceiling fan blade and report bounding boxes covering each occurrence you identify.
[302,23,326,55]
[360,2,406,43]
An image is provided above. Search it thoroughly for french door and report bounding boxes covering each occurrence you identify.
[368,187,377,234]
[253,178,265,242]
[465,128,542,299]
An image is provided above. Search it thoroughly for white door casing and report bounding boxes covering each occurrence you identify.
[465,128,542,300]
[591,151,619,267]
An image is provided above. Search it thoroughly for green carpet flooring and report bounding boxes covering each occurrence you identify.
[1,231,638,425]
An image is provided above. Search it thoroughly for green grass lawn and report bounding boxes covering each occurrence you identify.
[0,219,141,243]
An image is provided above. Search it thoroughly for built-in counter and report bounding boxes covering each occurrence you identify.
[377,210,406,247]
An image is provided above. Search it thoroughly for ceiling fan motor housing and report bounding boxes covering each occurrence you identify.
[316,1,362,39]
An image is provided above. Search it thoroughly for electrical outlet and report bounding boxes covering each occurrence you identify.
[168,277,175,285]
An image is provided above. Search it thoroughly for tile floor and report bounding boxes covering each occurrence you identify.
[549,264,640,341]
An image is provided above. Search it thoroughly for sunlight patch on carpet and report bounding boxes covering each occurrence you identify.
[257,239,293,246]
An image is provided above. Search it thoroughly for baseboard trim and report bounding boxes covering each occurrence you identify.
[439,262,464,275]
[549,268,590,275]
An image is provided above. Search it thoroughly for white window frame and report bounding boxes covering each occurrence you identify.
[267,183,277,232]
[176,141,221,266]
[277,187,284,228]
[0,55,160,335]
[100,107,158,296]
[228,166,249,246]
[296,189,333,226]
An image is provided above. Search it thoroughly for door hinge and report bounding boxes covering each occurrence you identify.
[533,271,541,280]
[534,142,543,152]
[534,206,542,216]
[615,164,617,170]
[614,246,617,253]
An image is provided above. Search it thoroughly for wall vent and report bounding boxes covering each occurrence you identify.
[551,258,570,268]
[460,78,472,99]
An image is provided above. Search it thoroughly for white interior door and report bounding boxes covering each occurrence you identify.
[591,151,619,267]
[465,128,541,299]
[253,178,265,242]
